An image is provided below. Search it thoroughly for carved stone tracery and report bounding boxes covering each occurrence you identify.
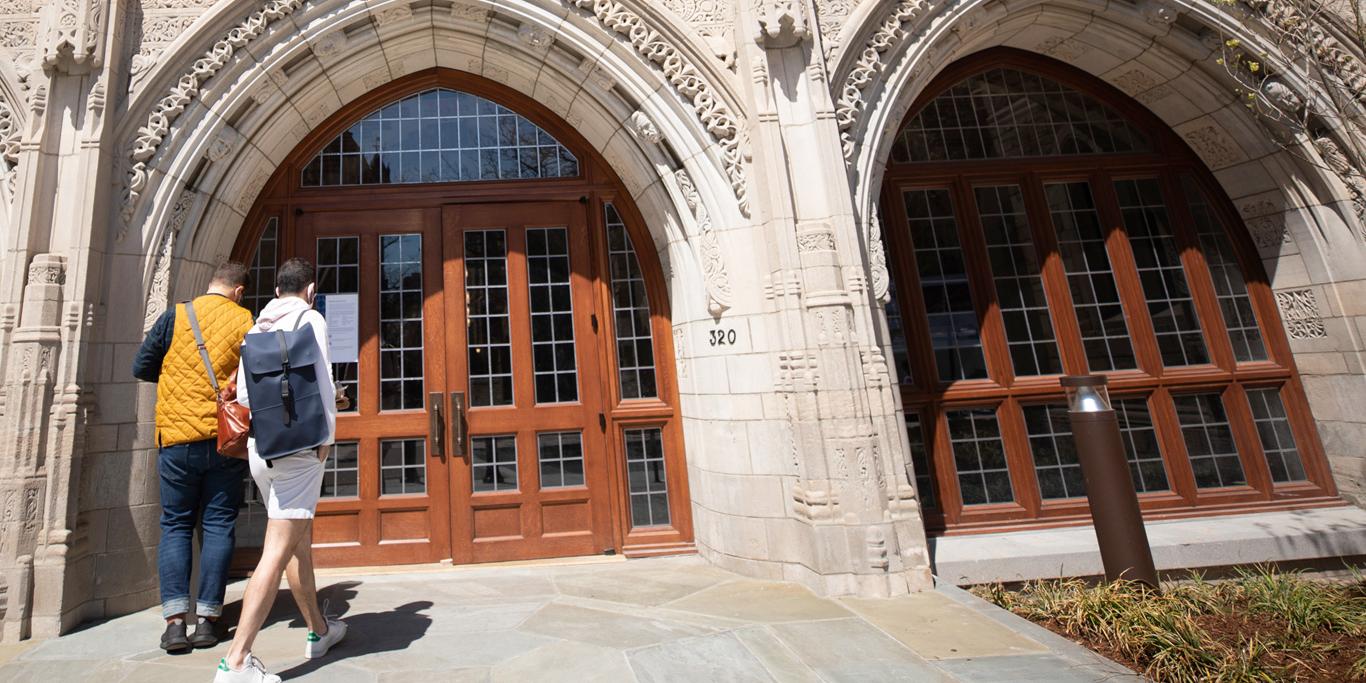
[567,0,750,217]
[0,97,18,198]
[675,169,734,316]
[119,0,307,233]
[834,0,931,159]
[1275,288,1328,340]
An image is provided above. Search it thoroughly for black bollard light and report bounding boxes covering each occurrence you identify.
[1060,375,1160,589]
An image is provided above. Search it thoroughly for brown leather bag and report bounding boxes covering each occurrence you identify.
[184,301,251,459]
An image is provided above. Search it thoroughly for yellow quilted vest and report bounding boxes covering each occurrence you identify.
[156,294,255,447]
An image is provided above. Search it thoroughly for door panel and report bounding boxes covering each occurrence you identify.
[298,208,452,567]
[443,203,614,563]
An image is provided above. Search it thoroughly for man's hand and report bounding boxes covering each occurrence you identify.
[318,444,331,463]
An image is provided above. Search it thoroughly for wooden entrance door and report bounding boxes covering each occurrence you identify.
[443,202,614,563]
[297,208,453,566]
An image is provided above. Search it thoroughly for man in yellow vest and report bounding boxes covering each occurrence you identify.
[133,262,255,653]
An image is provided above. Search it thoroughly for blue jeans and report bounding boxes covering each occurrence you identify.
[158,438,248,619]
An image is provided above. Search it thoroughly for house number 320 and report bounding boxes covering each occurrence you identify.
[708,329,737,346]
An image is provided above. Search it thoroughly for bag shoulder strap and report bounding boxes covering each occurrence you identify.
[183,300,220,393]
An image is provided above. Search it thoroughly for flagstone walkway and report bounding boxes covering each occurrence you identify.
[0,555,1140,682]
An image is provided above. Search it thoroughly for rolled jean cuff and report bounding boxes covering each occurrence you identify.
[161,597,191,619]
[197,600,223,618]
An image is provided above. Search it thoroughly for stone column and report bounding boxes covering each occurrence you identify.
[740,0,932,596]
[0,0,117,640]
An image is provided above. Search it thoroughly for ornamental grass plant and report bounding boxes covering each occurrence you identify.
[974,566,1366,682]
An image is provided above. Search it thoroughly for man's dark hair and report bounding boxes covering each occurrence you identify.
[275,258,316,296]
[210,261,250,289]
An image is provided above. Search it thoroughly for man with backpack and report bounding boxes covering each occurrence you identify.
[216,258,346,683]
[132,262,255,653]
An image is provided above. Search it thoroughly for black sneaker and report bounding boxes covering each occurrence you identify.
[190,616,219,648]
[161,620,191,653]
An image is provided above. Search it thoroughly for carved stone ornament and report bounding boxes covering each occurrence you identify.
[119,0,306,235]
[1246,0,1366,112]
[1274,288,1327,340]
[26,257,66,287]
[576,58,617,92]
[1141,0,1178,26]
[568,0,750,217]
[451,1,491,22]
[0,96,18,198]
[1313,135,1366,237]
[312,30,346,59]
[796,229,837,252]
[37,0,104,73]
[143,190,196,332]
[373,5,414,26]
[629,110,662,144]
[835,0,931,159]
[675,169,734,316]
[868,207,890,302]
[516,22,554,50]
[755,0,810,49]
[1181,126,1242,169]
[206,126,240,163]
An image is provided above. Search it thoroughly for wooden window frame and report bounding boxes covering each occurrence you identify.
[884,49,1339,534]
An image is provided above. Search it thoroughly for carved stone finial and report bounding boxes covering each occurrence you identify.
[37,0,105,74]
[755,0,809,49]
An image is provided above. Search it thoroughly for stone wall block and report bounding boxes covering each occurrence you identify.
[104,504,163,554]
[92,548,157,600]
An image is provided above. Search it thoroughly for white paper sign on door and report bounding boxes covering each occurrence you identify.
[319,293,359,363]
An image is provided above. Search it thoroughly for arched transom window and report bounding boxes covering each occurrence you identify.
[883,50,1335,531]
[301,88,580,187]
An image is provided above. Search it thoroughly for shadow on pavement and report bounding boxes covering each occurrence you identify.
[273,600,434,679]
[221,580,364,637]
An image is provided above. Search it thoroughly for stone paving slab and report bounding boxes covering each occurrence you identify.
[0,555,1143,682]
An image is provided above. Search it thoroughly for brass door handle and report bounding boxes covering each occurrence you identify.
[450,391,466,458]
[428,392,446,459]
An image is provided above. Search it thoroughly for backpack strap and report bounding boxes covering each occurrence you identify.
[275,328,292,426]
[183,300,221,394]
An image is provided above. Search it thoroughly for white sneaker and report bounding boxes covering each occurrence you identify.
[214,654,282,683]
[305,617,347,659]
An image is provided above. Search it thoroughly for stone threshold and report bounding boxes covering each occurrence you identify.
[930,505,1366,585]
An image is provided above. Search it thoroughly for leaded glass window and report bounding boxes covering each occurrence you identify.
[1182,177,1266,362]
[904,188,986,382]
[1114,179,1207,366]
[881,53,1328,529]
[946,408,1013,505]
[605,203,658,399]
[1047,181,1135,371]
[977,185,1061,376]
[892,67,1149,162]
[244,218,278,317]
[318,236,360,413]
[301,88,579,187]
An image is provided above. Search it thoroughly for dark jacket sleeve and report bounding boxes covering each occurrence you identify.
[132,309,176,383]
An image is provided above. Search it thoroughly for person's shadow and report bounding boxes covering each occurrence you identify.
[220,580,364,637]
[274,600,434,679]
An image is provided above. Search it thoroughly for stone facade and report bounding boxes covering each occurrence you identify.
[0,0,1359,640]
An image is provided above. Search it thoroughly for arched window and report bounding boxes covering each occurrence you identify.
[301,88,579,187]
[882,50,1335,531]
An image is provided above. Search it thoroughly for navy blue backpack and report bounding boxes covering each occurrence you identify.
[241,313,330,461]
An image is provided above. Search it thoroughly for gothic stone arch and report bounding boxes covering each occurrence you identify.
[835,0,1366,506]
